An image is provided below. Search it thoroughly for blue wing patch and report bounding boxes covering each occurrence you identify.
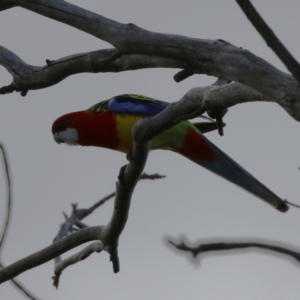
[108,94,169,116]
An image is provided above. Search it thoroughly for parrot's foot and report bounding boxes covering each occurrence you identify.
[207,108,228,136]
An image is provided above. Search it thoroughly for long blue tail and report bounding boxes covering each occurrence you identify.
[178,132,289,212]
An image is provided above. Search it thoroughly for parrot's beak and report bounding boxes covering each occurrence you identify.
[52,128,78,145]
[53,132,61,144]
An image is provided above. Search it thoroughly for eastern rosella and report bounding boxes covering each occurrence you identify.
[52,94,288,212]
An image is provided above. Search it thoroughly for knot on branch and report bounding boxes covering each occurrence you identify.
[46,59,55,66]
[174,69,194,82]
[0,84,15,95]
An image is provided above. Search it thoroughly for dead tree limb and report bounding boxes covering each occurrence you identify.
[0,0,299,120]
[168,237,300,263]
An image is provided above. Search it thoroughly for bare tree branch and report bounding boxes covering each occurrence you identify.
[0,0,300,120]
[168,237,300,263]
[0,226,103,283]
[52,172,166,275]
[0,46,184,94]
[54,173,166,244]
[132,83,265,143]
[236,0,300,84]
[53,241,105,288]
[99,143,151,273]
[0,171,165,284]
[50,173,166,287]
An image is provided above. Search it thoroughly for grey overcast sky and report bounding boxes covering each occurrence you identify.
[1,1,300,299]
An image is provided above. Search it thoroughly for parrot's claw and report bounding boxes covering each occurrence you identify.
[207,108,228,136]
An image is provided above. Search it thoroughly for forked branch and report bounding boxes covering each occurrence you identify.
[0,0,300,119]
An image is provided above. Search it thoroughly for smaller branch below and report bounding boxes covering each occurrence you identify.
[53,241,105,288]
[52,172,166,281]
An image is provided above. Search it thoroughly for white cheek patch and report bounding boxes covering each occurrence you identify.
[54,128,79,145]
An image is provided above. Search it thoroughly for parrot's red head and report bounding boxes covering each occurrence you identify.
[52,112,81,145]
[52,110,120,149]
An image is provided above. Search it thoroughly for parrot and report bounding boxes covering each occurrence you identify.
[52,94,288,213]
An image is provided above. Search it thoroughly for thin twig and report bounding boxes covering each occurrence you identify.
[0,144,11,251]
[139,173,166,180]
[87,173,165,213]
[87,192,115,214]
[236,0,300,84]
[284,200,300,210]
[0,145,40,299]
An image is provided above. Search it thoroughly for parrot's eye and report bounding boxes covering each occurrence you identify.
[56,119,68,132]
